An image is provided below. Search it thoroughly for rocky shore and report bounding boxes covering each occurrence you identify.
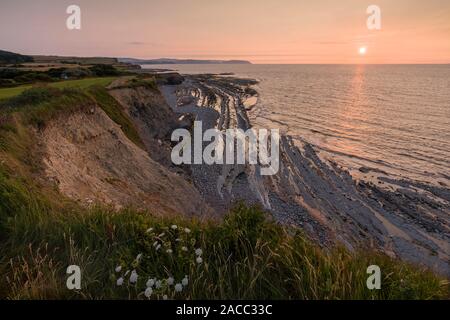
[160,74,450,276]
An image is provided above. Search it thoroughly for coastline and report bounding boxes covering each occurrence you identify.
[159,73,450,277]
[0,71,447,299]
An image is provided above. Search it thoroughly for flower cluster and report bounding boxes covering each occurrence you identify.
[113,224,204,299]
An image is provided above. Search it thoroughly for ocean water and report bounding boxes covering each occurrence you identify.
[146,64,450,187]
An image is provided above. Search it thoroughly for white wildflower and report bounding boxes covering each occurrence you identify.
[196,257,203,264]
[195,248,203,256]
[171,225,178,230]
[144,287,153,298]
[116,277,124,286]
[146,278,155,288]
[115,265,122,273]
[155,280,162,289]
[129,270,138,284]
[175,283,183,292]
[167,277,174,286]
[182,276,189,287]
[184,228,191,234]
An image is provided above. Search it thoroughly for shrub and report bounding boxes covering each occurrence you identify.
[89,64,120,77]
[0,86,62,109]
[0,79,16,88]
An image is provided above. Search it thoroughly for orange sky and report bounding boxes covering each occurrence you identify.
[1,0,449,64]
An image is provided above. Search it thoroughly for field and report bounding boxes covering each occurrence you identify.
[0,77,117,100]
[32,55,118,65]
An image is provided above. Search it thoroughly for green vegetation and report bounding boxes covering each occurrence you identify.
[0,83,142,149]
[88,64,121,77]
[0,185,447,300]
[0,68,53,87]
[0,50,33,64]
[0,77,117,101]
[112,77,158,91]
[0,85,32,101]
[32,55,118,65]
[86,86,145,148]
[0,85,448,300]
[51,77,117,90]
[0,63,122,90]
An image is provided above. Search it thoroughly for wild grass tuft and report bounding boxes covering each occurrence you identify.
[86,86,145,148]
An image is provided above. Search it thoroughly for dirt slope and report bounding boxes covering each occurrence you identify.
[109,86,181,168]
[40,100,212,218]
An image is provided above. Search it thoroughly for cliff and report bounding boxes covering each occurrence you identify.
[0,76,446,299]
[0,80,212,218]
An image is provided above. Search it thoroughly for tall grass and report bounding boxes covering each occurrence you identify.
[0,77,117,101]
[0,192,447,300]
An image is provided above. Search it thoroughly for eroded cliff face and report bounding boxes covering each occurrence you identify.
[108,86,179,169]
[40,86,213,218]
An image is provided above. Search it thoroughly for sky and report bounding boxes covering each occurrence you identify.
[1,0,449,64]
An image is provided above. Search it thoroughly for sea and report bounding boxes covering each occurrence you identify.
[144,64,450,188]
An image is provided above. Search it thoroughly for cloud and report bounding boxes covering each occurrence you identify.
[314,41,349,45]
[127,41,157,46]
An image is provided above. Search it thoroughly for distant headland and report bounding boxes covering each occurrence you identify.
[119,58,252,65]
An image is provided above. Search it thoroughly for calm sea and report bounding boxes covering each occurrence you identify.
[146,64,450,187]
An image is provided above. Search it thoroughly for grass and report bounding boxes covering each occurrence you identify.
[120,77,158,90]
[0,83,144,150]
[0,77,117,101]
[51,77,117,90]
[0,187,447,300]
[86,86,145,148]
[0,85,32,101]
[0,84,448,300]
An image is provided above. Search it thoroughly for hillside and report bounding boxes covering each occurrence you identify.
[32,55,118,65]
[0,50,33,64]
[119,58,252,65]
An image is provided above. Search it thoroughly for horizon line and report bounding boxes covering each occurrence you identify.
[4,49,450,66]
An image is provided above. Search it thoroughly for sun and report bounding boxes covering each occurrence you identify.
[359,47,367,55]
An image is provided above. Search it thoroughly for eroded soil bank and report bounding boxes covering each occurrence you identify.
[40,84,213,219]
